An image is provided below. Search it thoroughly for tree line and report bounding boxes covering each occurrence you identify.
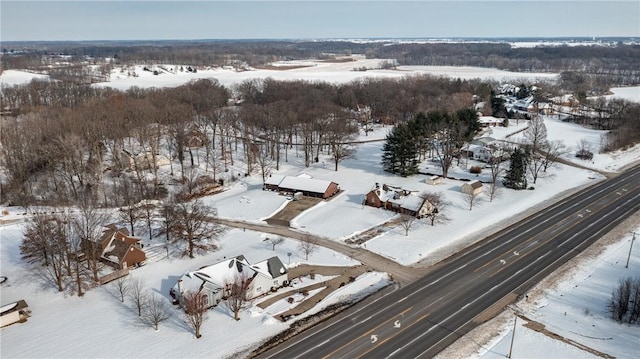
[0,74,489,207]
[3,40,638,87]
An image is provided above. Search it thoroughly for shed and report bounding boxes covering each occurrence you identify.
[1,300,30,328]
[461,180,483,195]
[426,176,441,185]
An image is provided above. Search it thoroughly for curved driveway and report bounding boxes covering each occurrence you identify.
[216,218,428,285]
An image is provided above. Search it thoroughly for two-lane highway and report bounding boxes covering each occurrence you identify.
[256,165,640,359]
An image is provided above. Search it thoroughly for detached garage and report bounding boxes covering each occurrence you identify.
[264,175,340,199]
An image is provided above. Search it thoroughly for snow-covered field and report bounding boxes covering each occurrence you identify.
[1,58,639,358]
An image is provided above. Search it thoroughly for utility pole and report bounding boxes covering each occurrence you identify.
[626,232,636,269]
[507,314,517,358]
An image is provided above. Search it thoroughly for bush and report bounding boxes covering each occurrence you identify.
[470,166,482,174]
[609,277,640,324]
[576,149,594,160]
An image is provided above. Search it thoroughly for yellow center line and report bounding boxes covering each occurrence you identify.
[321,306,413,359]
[488,218,585,278]
[355,311,432,359]
[474,213,587,275]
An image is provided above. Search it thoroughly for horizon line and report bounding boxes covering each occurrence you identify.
[3,36,639,44]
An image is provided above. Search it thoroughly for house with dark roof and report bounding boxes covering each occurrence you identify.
[264,174,340,199]
[170,255,289,309]
[364,184,436,218]
[84,225,147,270]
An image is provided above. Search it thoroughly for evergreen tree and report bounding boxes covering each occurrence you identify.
[454,108,481,142]
[490,90,507,118]
[381,123,418,176]
[503,147,529,190]
[516,84,530,99]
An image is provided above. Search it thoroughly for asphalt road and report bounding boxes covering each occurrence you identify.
[255,164,640,359]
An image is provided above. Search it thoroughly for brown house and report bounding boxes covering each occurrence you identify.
[264,174,340,199]
[364,184,436,218]
[84,225,147,269]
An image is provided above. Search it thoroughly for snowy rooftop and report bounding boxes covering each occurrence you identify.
[276,176,335,194]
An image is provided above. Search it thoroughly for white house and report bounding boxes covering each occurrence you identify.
[170,255,288,310]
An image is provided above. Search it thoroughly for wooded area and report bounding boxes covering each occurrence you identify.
[1,40,639,209]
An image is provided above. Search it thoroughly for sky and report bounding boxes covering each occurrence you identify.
[1,1,638,42]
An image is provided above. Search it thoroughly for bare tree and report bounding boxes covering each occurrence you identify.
[521,116,552,185]
[140,200,157,242]
[523,116,548,154]
[183,290,208,338]
[326,113,358,171]
[264,236,285,251]
[488,181,501,204]
[128,277,148,316]
[576,138,594,161]
[111,275,131,303]
[540,140,567,172]
[484,145,506,202]
[610,277,632,322]
[116,176,143,237]
[254,144,275,184]
[143,293,171,331]
[419,192,449,226]
[67,219,87,297]
[224,271,251,321]
[464,190,481,211]
[399,213,417,236]
[170,198,225,258]
[298,236,319,260]
[160,199,177,258]
[74,201,108,283]
[21,212,68,292]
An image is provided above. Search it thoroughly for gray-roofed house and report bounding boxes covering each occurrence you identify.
[264,174,340,199]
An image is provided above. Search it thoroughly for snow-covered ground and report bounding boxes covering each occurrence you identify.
[1,59,639,358]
